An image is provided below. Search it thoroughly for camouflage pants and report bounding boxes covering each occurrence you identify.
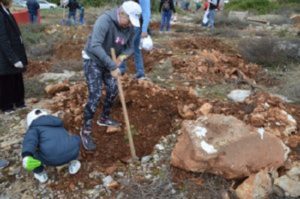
[83,59,118,128]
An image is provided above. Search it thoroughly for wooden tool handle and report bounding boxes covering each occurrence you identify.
[111,48,137,160]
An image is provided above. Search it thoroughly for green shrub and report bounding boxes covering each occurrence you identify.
[277,0,299,3]
[225,0,278,14]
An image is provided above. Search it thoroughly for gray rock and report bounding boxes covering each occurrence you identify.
[141,155,152,164]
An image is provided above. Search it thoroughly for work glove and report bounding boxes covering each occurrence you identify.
[14,61,24,69]
[22,156,41,171]
[111,68,121,78]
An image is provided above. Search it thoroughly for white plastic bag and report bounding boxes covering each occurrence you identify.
[140,35,153,51]
[202,9,209,26]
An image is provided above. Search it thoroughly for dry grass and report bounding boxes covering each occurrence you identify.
[24,77,47,99]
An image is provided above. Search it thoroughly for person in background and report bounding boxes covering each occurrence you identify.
[119,0,151,80]
[194,0,202,12]
[78,3,84,25]
[67,0,80,25]
[0,0,28,113]
[173,0,178,6]
[184,0,190,10]
[80,1,142,151]
[22,109,81,183]
[207,0,220,30]
[26,0,40,23]
[159,0,176,33]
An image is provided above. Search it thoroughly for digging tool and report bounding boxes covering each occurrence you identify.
[111,48,138,161]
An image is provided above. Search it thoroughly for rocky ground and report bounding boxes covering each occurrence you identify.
[0,7,300,199]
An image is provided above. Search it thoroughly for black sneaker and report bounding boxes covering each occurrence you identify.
[16,104,26,110]
[97,117,121,127]
[3,108,15,115]
[80,128,96,151]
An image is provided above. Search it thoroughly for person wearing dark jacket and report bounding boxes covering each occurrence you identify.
[80,1,141,151]
[159,0,176,33]
[67,0,80,24]
[22,109,81,183]
[26,0,40,23]
[0,0,28,113]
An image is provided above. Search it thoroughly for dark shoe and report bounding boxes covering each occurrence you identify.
[97,117,121,127]
[80,128,96,151]
[16,104,26,109]
[3,108,15,114]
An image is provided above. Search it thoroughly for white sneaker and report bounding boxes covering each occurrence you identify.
[34,171,48,183]
[68,160,81,174]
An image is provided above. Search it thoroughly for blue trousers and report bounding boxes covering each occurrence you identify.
[29,14,38,24]
[83,59,118,128]
[119,27,145,78]
[160,10,172,32]
[32,138,80,174]
[208,9,216,30]
[68,10,77,25]
[79,8,84,24]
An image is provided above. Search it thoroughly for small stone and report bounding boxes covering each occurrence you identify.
[155,144,165,151]
[141,156,152,164]
[103,176,113,187]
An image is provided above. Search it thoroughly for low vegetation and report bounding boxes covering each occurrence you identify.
[238,37,300,68]
[20,24,48,45]
[226,0,300,15]
[24,77,47,99]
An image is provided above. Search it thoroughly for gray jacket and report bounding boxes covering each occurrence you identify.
[84,8,135,71]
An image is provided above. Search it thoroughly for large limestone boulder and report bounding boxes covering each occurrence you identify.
[171,114,290,179]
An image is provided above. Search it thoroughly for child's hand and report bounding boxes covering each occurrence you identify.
[22,156,41,171]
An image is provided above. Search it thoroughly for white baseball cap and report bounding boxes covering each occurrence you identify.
[122,1,142,27]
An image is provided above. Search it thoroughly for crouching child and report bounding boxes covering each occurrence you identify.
[22,109,81,183]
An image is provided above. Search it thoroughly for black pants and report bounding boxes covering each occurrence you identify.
[0,73,25,111]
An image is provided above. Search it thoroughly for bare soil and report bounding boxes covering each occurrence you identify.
[20,20,300,195]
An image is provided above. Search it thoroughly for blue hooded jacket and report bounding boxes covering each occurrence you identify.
[22,115,80,166]
[26,0,40,15]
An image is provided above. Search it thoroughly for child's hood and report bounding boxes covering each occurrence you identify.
[29,115,64,128]
[27,109,63,128]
